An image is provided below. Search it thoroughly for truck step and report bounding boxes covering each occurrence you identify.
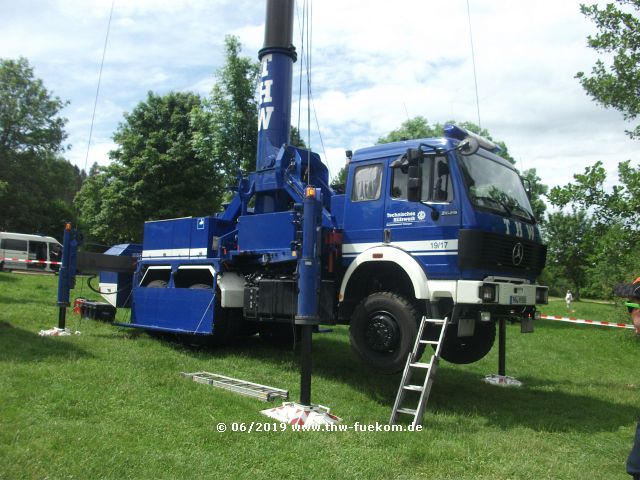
[181,372,289,402]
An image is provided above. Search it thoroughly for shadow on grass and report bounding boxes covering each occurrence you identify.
[0,296,59,307]
[152,328,636,435]
[0,323,93,362]
[427,368,636,434]
[0,272,19,282]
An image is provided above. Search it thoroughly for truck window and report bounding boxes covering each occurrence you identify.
[391,156,452,202]
[351,164,383,202]
[432,157,453,202]
[1,239,27,251]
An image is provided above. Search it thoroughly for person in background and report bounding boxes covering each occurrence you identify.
[614,277,640,480]
[565,290,573,310]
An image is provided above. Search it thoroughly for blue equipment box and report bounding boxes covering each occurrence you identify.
[142,216,234,258]
[237,212,297,253]
[99,243,141,308]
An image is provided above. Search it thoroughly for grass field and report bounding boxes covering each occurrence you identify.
[1,272,638,479]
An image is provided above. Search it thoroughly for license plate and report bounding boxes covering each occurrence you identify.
[510,295,527,305]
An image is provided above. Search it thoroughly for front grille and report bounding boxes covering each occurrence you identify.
[458,229,546,276]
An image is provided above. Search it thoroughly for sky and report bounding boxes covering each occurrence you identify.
[0,0,637,194]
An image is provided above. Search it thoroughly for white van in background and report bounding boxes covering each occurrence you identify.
[0,232,62,273]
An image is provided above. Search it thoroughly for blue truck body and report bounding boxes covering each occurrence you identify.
[82,0,548,374]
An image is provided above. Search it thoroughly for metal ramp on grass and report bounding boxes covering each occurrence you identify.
[390,316,449,427]
[181,372,289,402]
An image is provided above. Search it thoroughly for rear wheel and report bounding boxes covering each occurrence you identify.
[184,283,239,346]
[349,292,418,375]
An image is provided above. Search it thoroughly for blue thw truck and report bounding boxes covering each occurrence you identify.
[60,0,547,376]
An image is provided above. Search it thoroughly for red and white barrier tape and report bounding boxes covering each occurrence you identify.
[539,314,634,330]
[0,257,61,266]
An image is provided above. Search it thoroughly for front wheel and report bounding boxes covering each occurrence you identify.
[349,292,418,375]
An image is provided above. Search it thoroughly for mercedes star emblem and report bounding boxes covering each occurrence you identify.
[512,242,524,266]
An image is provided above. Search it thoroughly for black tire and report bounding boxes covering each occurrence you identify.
[439,321,496,364]
[182,285,240,346]
[349,292,419,375]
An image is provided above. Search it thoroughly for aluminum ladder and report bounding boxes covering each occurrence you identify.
[181,372,289,402]
[389,316,449,427]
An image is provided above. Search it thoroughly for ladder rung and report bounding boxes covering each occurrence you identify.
[403,384,423,392]
[419,340,439,345]
[397,408,417,415]
[410,362,431,369]
[426,319,446,324]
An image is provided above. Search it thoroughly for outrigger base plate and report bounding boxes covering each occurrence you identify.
[483,374,522,387]
[261,402,342,428]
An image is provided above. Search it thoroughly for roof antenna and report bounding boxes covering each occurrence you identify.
[83,0,115,174]
[466,0,482,129]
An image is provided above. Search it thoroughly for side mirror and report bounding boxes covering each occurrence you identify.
[406,148,423,202]
[522,177,532,200]
[407,165,422,202]
[390,157,408,171]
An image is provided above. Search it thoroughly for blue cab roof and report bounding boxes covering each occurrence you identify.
[351,138,450,163]
[350,124,515,171]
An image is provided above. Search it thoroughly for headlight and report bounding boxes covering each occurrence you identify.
[536,287,548,304]
[479,284,497,303]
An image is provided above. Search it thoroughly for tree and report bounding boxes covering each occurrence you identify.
[191,36,260,187]
[521,168,548,221]
[0,57,67,156]
[547,160,640,298]
[577,1,640,138]
[75,91,216,244]
[543,209,597,298]
[0,57,81,237]
[376,116,440,144]
[548,160,640,229]
[289,125,306,149]
[330,165,347,191]
[581,222,640,298]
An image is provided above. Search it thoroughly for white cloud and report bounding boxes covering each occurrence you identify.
[0,0,636,193]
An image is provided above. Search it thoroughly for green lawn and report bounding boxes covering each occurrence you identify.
[1,272,638,479]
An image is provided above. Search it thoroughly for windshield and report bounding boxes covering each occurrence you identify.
[457,152,535,222]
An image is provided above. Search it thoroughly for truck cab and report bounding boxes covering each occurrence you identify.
[334,124,548,373]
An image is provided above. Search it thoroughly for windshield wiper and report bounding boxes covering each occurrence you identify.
[472,195,512,216]
[511,204,535,222]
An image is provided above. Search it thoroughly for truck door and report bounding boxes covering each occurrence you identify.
[385,154,461,279]
[342,162,385,260]
[28,240,47,270]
